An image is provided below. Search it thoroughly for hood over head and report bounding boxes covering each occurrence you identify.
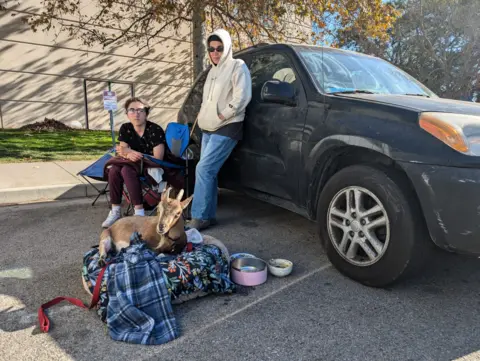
[207,28,233,66]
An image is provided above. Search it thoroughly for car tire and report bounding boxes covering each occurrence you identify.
[316,164,431,287]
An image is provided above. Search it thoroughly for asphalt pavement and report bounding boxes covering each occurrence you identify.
[1,190,480,361]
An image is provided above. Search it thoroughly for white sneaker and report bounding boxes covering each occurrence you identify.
[102,210,121,228]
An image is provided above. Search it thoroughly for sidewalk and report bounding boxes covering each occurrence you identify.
[0,161,106,205]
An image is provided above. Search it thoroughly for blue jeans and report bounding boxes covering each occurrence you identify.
[190,133,237,220]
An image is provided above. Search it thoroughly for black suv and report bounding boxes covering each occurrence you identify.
[178,43,480,287]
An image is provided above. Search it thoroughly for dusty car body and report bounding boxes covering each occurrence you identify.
[178,43,480,287]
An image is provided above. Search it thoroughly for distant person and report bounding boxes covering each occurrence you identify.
[102,97,166,228]
[187,29,252,231]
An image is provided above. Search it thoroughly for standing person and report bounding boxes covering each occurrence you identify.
[101,97,166,228]
[187,29,252,231]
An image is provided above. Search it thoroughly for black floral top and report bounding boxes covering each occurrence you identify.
[118,121,166,155]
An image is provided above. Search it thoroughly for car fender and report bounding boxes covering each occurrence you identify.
[304,135,397,217]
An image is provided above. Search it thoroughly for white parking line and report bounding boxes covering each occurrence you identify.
[195,263,332,333]
[158,262,332,351]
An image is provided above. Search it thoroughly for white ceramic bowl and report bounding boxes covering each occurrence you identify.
[267,258,293,277]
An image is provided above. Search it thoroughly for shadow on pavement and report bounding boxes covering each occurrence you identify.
[0,191,479,361]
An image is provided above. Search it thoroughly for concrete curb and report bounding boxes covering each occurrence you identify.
[0,182,107,205]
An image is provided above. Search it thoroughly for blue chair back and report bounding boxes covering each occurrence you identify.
[165,122,189,158]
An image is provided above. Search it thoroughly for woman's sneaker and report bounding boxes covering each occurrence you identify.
[102,210,121,228]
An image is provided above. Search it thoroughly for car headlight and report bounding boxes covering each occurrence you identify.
[419,112,480,156]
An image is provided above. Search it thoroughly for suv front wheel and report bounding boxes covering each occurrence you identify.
[316,164,430,287]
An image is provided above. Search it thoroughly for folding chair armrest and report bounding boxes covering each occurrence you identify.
[143,154,185,169]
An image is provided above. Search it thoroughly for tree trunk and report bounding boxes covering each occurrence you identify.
[192,1,206,80]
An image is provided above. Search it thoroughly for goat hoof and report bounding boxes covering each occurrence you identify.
[97,257,106,267]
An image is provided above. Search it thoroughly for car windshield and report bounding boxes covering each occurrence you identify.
[296,48,437,97]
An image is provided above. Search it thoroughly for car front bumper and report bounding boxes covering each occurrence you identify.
[400,162,480,255]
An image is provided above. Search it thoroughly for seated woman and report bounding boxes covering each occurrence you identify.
[102,97,166,228]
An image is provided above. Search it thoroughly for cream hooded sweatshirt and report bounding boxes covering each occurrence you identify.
[197,29,252,132]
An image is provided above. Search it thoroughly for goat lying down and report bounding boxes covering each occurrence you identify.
[98,187,193,266]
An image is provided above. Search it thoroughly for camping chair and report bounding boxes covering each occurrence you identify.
[77,147,115,207]
[77,122,194,217]
[122,122,194,218]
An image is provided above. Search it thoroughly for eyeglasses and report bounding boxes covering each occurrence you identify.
[208,46,224,53]
[127,108,146,114]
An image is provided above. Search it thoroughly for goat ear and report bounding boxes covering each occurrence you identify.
[164,187,172,200]
[176,189,184,200]
[161,186,171,202]
[180,195,193,209]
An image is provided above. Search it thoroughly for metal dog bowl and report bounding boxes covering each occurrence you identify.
[230,257,268,286]
[230,252,256,262]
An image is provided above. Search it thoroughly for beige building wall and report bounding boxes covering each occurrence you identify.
[0,0,193,130]
[0,2,312,130]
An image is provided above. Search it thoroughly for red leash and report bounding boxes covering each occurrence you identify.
[38,263,109,333]
[38,242,194,332]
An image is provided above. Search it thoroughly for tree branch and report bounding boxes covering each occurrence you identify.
[211,4,255,46]
[104,10,153,46]
[133,15,184,55]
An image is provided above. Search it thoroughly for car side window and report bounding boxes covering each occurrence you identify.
[249,53,298,102]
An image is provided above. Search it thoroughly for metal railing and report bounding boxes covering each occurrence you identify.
[83,78,135,130]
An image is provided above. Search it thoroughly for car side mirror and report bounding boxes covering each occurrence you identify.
[261,80,296,106]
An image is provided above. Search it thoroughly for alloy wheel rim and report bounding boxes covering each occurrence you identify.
[327,186,390,267]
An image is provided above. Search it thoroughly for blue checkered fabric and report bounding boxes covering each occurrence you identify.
[106,233,179,345]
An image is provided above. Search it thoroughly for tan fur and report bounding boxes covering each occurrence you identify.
[98,187,193,265]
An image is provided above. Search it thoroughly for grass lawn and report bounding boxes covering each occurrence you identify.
[0,129,117,163]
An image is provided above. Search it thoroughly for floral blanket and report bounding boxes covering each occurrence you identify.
[82,232,236,323]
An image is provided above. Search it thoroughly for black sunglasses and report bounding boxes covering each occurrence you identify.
[208,45,224,53]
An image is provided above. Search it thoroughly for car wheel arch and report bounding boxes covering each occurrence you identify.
[316,164,433,287]
[307,144,423,223]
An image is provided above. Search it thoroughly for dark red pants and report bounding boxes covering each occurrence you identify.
[108,164,143,206]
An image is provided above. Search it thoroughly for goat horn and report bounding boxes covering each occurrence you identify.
[176,189,184,200]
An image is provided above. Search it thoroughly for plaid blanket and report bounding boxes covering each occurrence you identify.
[83,233,235,326]
[105,234,179,345]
